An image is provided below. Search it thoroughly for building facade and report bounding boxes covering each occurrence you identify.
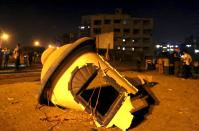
[79,9,154,61]
[184,35,199,60]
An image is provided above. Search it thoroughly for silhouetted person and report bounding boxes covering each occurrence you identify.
[136,57,142,72]
[182,50,192,79]
[136,52,144,72]
[172,48,181,76]
[13,43,21,70]
[0,48,3,69]
[3,48,10,69]
[28,50,33,66]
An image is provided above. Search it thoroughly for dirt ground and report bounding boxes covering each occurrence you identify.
[0,69,199,131]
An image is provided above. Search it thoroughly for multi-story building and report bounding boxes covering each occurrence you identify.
[184,35,199,60]
[79,9,154,61]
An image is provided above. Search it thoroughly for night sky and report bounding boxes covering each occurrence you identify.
[0,0,199,48]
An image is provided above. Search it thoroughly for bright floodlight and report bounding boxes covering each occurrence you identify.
[34,41,40,46]
[48,44,52,48]
[195,49,199,54]
[1,33,9,40]
[156,44,161,48]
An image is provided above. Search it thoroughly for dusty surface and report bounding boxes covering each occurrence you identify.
[0,68,199,131]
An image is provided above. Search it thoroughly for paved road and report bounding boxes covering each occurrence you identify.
[0,64,41,85]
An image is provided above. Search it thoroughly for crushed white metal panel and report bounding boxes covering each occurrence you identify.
[39,37,157,130]
[41,47,56,64]
[40,37,95,93]
[105,96,134,130]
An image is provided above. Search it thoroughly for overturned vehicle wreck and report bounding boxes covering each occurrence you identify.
[39,37,158,130]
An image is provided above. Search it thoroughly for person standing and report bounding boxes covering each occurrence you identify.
[3,48,10,69]
[0,48,3,69]
[182,50,192,79]
[28,50,33,67]
[173,48,181,76]
[13,43,21,70]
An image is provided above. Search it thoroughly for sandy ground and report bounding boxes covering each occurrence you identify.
[0,69,199,131]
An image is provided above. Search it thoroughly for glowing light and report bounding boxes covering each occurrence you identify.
[195,49,199,54]
[186,44,191,48]
[117,46,120,50]
[132,39,135,42]
[1,33,9,40]
[48,44,52,48]
[122,39,126,42]
[122,47,125,50]
[34,41,40,46]
[132,47,134,51]
[156,44,161,48]
[80,26,85,29]
[175,45,178,48]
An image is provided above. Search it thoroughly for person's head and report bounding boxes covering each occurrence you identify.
[183,49,189,54]
[17,43,20,47]
[174,48,180,52]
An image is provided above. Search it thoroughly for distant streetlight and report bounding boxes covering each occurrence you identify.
[0,33,9,48]
[48,44,52,48]
[1,33,9,41]
[34,41,40,46]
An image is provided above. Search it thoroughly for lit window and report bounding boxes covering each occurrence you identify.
[186,45,191,48]
[80,26,85,29]
[195,49,199,54]
[156,45,161,48]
